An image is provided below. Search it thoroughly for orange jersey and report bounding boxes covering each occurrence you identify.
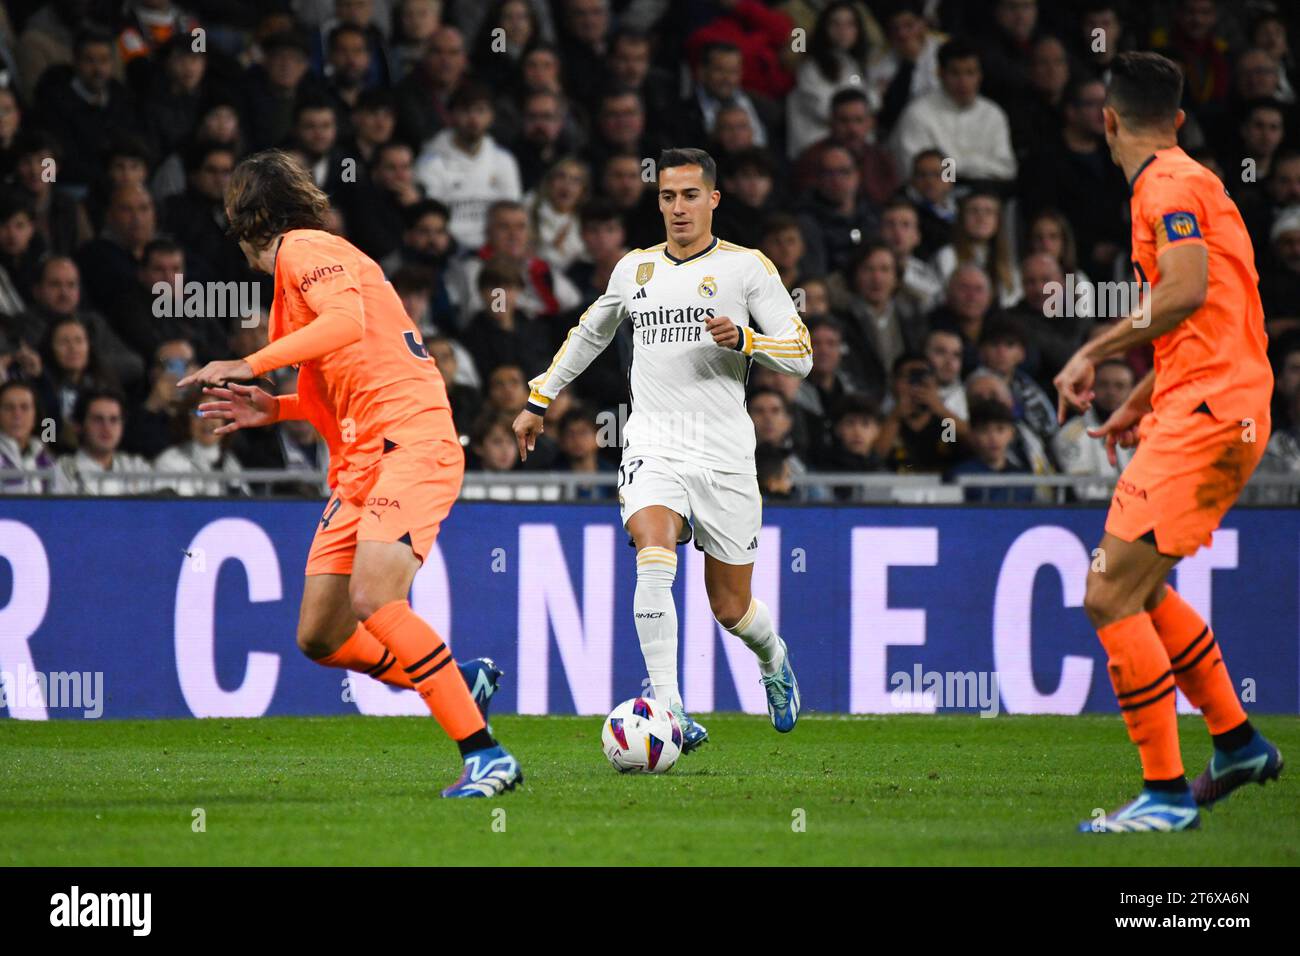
[1129,146,1272,421]
[249,229,453,497]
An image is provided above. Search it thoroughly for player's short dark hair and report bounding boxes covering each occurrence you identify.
[937,38,980,71]
[1107,51,1184,130]
[658,147,717,187]
[969,397,1016,429]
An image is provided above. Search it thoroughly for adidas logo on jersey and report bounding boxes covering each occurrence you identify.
[633,287,648,299]
[747,537,758,550]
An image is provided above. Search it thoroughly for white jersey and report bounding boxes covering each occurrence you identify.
[526,237,813,474]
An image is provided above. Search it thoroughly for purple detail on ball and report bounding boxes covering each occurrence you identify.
[609,717,629,750]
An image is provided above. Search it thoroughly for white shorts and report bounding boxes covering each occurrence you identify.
[617,455,761,565]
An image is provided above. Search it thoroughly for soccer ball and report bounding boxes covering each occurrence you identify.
[601,697,683,773]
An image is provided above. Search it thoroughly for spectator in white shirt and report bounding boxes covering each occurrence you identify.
[922,326,969,424]
[786,1,876,159]
[155,395,247,496]
[881,198,943,311]
[58,390,152,495]
[1052,359,1137,500]
[931,189,1022,308]
[527,156,589,273]
[890,38,1017,185]
[415,82,523,249]
[0,380,67,493]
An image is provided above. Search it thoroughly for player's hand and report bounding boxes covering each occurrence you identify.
[705,314,740,350]
[1087,404,1145,468]
[178,359,254,389]
[512,409,544,461]
[197,383,278,435]
[1053,351,1096,423]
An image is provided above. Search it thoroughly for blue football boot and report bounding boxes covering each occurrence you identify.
[1078,788,1200,833]
[1191,731,1284,807]
[441,745,523,798]
[670,705,709,753]
[760,639,800,733]
[458,657,503,721]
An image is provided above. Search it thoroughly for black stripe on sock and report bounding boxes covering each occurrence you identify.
[404,644,447,674]
[1119,682,1178,712]
[1116,669,1174,700]
[1169,626,1210,664]
[1144,775,1190,793]
[364,650,393,676]
[370,658,397,681]
[410,653,453,684]
[1172,636,1218,675]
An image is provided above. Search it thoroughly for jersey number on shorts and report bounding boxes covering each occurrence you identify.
[320,497,342,529]
[618,458,644,488]
[403,330,430,360]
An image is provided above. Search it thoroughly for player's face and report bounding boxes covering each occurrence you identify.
[658,165,719,248]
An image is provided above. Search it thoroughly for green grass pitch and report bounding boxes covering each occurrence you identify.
[1,714,1294,866]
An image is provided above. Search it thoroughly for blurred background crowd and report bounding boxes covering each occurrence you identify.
[0,0,1298,502]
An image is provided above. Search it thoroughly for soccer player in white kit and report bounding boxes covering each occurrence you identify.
[512,148,812,748]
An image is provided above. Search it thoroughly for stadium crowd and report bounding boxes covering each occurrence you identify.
[0,0,1298,502]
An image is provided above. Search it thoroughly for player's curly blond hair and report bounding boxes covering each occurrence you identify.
[225,149,332,251]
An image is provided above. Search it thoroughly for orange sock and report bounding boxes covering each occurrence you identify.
[1149,587,1248,735]
[316,624,414,689]
[1097,612,1184,780]
[364,600,486,741]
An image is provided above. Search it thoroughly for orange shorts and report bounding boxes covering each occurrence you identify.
[1104,407,1269,557]
[305,439,465,576]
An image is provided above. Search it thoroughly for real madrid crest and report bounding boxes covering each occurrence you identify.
[698,276,717,298]
[636,262,655,285]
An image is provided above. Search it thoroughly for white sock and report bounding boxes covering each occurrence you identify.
[723,598,783,676]
[634,547,681,710]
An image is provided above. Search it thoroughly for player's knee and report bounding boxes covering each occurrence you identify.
[1083,574,1124,629]
[710,592,750,630]
[296,621,339,660]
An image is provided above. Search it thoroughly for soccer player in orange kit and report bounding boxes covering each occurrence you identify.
[182,150,522,798]
[1055,53,1283,833]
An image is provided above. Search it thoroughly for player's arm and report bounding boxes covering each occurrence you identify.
[1082,243,1207,360]
[1055,239,1207,421]
[513,271,629,459]
[1085,369,1156,467]
[196,383,300,435]
[707,256,813,377]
